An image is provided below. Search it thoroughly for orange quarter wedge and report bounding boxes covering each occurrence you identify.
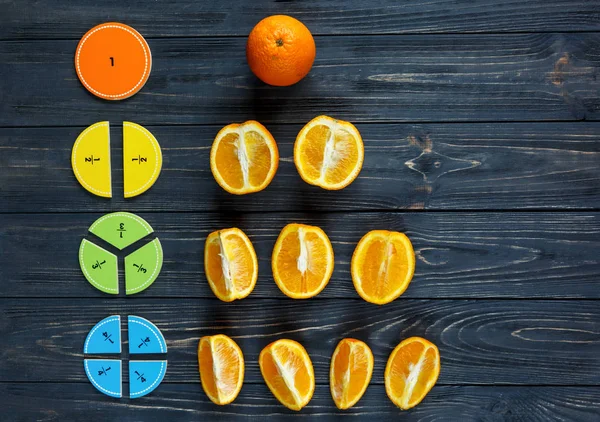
[204,228,258,302]
[294,115,364,190]
[259,339,315,411]
[198,334,244,405]
[210,121,279,194]
[271,223,334,299]
[385,337,440,410]
[351,230,415,305]
[330,338,374,409]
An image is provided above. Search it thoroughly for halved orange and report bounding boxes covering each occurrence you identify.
[271,223,334,299]
[198,334,245,405]
[330,338,374,409]
[204,228,258,302]
[294,115,364,190]
[210,121,279,194]
[385,337,440,410]
[259,339,315,411]
[351,230,415,305]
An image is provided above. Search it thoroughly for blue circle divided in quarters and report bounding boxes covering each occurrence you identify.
[129,360,168,399]
[128,315,168,354]
[84,359,122,398]
[83,315,121,354]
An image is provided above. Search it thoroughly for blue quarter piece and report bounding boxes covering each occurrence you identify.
[128,315,167,354]
[84,359,122,398]
[83,315,121,354]
[129,360,167,399]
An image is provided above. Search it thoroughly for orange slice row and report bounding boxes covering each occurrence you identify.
[210,116,364,195]
[198,336,440,411]
[204,226,415,304]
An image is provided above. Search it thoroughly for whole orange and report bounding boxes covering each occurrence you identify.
[246,15,316,86]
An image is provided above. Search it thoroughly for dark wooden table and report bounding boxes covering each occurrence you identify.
[1,1,600,420]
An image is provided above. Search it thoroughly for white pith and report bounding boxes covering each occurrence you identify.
[217,233,234,296]
[376,236,394,296]
[273,346,303,407]
[402,350,427,408]
[211,339,236,402]
[234,128,250,189]
[319,122,338,182]
[297,227,309,275]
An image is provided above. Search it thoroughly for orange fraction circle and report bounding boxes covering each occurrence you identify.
[75,22,152,100]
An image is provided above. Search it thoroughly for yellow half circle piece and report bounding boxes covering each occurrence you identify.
[71,121,112,198]
[123,122,162,198]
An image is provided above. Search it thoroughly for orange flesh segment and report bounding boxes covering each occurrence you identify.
[331,339,373,409]
[198,338,219,399]
[245,130,273,187]
[352,230,415,304]
[260,340,314,410]
[272,224,333,298]
[325,128,361,185]
[295,116,363,189]
[276,228,329,294]
[298,124,329,181]
[386,338,440,409]
[211,121,278,194]
[198,335,244,405]
[204,229,257,301]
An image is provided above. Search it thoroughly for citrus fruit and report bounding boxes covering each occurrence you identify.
[259,339,315,411]
[351,230,415,305]
[294,116,364,190]
[271,223,334,299]
[204,228,258,302]
[385,337,440,410]
[210,121,279,195]
[198,334,244,405]
[330,338,374,409]
[246,15,316,86]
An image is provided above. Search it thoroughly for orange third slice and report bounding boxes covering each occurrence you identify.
[198,334,244,405]
[385,337,440,410]
[259,339,315,411]
[75,22,152,100]
[204,228,258,302]
[294,115,364,190]
[210,121,279,195]
[351,230,415,305]
[330,338,374,409]
[272,223,334,299]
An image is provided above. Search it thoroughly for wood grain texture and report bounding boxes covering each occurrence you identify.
[2,299,599,384]
[2,0,600,39]
[2,1,600,419]
[1,212,598,299]
[2,34,600,127]
[3,383,600,421]
[1,123,599,213]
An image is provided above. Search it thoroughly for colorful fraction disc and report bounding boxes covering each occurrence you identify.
[80,212,163,295]
[123,122,163,198]
[72,122,162,198]
[71,122,112,198]
[75,22,152,100]
[83,315,167,399]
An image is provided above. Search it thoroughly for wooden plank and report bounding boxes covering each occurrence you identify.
[1,123,598,213]
[3,1,600,39]
[2,34,600,126]
[3,383,600,421]
[2,299,599,384]
[1,212,598,299]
